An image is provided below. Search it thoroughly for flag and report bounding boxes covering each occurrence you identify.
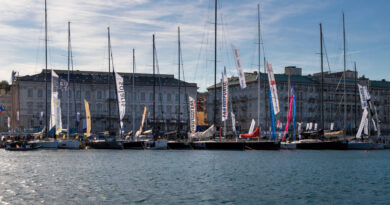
[0,105,4,114]
[231,45,246,89]
[189,96,197,134]
[114,71,126,133]
[221,71,229,121]
[266,62,280,114]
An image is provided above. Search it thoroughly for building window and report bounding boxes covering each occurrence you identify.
[149,93,153,101]
[27,102,33,114]
[141,92,145,101]
[76,91,81,98]
[38,89,43,97]
[28,89,33,97]
[167,93,171,102]
[97,104,102,113]
[175,94,179,102]
[97,91,102,99]
[85,91,91,100]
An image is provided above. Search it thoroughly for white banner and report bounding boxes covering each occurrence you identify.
[357,108,369,138]
[330,122,334,131]
[7,117,10,129]
[314,123,318,131]
[189,96,197,134]
[249,119,255,133]
[231,45,246,89]
[231,112,236,135]
[115,72,126,132]
[39,111,44,122]
[221,72,229,121]
[76,112,80,123]
[50,70,62,134]
[358,84,369,109]
[266,62,280,114]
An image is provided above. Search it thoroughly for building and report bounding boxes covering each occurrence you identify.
[12,69,197,134]
[0,81,11,132]
[207,66,390,134]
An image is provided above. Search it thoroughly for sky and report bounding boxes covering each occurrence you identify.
[0,0,389,91]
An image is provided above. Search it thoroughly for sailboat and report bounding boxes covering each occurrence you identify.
[29,0,58,149]
[58,22,80,149]
[86,27,123,149]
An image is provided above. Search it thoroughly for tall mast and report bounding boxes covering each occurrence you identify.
[354,62,357,131]
[177,27,181,135]
[153,34,156,139]
[107,27,111,133]
[44,0,48,138]
[264,57,268,129]
[67,21,70,140]
[213,0,217,129]
[343,12,347,136]
[320,23,324,131]
[132,48,135,140]
[257,4,261,129]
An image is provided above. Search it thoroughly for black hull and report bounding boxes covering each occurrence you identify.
[167,142,192,150]
[123,141,144,150]
[244,142,280,150]
[296,141,348,150]
[205,142,245,150]
[87,141,123,149]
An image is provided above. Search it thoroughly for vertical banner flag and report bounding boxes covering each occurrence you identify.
[114,72,126,132]
[283,87,294,140]
[50,70,62,134]
[356,108,369,138]
[330,122,334,131]
[231,112,236,136]
[314,123,318,131]
[358,84,369,109]
[292,87,296,141]
[76,112,80,123]
[221,72,229,121]
[39,111,44,122]
[0,105,4,114]
[189,96,197,134]
[266,62,280,114]
[231,45,246,89]
[268,89,277,139]
[84,99,91,137]
[7,117,10,129]
[297,122,302,140]
[249,119,256,134]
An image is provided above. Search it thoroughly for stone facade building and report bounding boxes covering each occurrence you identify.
[207,67,390,134]
[11,70,197,134]
[0,82,11,132]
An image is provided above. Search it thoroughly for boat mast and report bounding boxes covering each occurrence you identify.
[354,62,357,132]
[342,12,347,136]
[320,23,324,131]
[153,34,156,140]
[67,21,70,140]
[257,4,261,130]
[107,27,111,134]
[44,0,48,138]
[213,0,217,130]
[177,27,181,136]
[264,56,268,129]
[132,48,135,140]
[223,66,227,138]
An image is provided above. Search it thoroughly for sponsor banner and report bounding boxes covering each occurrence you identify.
[249,119,255,134]
[114,72,126,132]
[231,45,246,89]
[266,62,280,114]
[189,96,197,134]
[221,72,229,121]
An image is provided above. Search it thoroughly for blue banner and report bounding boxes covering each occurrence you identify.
[269,89,276,139]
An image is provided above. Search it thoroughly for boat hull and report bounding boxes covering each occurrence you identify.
[245,141,280,150]
[280,142,296,149]
[205,142,245,150]
[87,140,123,149]
[296,141,348,150]
[58,140,80,149]
[167,141,192,150]
[144,140,168,150]
[29,141,58,149]
[123,141,144,150]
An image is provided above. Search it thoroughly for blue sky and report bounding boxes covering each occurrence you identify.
[0,0,389,90]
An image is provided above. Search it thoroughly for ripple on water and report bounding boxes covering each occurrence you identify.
[1,150,390,204]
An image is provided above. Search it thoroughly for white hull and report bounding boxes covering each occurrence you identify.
[144,140,168,150]
[29,140,58,149]
[280,142,297,149]
[58,140,80,149]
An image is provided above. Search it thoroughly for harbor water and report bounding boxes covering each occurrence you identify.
[1,149,389,204]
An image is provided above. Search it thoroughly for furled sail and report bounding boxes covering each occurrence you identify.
[137,106,147,136]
